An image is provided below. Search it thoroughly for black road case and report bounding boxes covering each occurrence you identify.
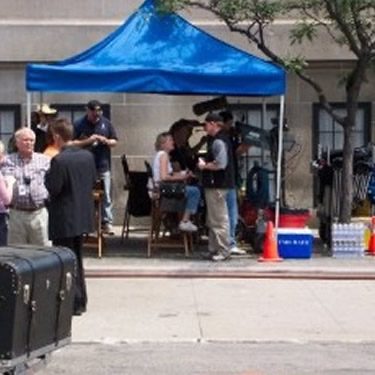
[0,246,76,373]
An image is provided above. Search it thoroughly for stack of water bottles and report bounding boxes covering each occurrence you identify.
[331,222,366,258]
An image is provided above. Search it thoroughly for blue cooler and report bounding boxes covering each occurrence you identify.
[277,228,313,259]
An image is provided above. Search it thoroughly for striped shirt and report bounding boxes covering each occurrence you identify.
[2,152,50,210]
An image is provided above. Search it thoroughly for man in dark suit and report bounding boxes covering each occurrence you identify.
[45,118,97,316]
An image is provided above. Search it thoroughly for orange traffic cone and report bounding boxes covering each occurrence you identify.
[258,221,283,262]
[368,217,375,256]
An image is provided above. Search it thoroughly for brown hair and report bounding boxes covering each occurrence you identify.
[50,118,73,142]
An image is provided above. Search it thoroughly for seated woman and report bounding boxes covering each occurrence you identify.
[152,132,201,232]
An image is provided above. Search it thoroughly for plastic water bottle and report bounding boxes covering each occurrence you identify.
[332,222,365,258]
[332,223,343,258]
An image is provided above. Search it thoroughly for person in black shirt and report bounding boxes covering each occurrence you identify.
[45,118,97,316]
[73,100,118,234]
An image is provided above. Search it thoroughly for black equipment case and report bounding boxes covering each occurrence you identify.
[0,246,76,373]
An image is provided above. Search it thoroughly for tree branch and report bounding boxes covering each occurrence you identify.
[222,20,346,125]
[184,0,348,125]
[349,1,370,50]
[299,9,342,46]
[323,0,361,57]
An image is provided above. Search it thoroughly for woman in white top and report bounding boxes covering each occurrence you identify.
[152,132,200,232]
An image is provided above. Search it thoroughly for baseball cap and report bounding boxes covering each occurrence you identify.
[205,112,223,123]
[87,100,102,111]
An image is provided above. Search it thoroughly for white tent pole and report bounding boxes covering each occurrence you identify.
[261,98,266,166]
[275,95,285,232]
[26,92,32,128]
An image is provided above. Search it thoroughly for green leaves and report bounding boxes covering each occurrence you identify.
[156,0,187,13]
[281,55,309,74]
[290,21,318,45]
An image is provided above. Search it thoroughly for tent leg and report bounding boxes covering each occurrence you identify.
[26,92,32,128]
[261,98,266,166]
[275,95,285,232]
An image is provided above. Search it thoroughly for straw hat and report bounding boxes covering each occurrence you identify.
[36,104,57,115]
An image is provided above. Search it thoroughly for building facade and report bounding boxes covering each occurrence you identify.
[0,0,374,222]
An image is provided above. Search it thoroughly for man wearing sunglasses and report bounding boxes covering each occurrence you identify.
[73,100,118,235]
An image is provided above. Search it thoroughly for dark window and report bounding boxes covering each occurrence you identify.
[229,103,280,200]
[0,105,21,151]
[312,102,371,206]
[312,103,371,157]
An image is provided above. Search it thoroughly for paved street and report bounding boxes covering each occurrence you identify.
[36,278,375,374]
[39,342,375,375]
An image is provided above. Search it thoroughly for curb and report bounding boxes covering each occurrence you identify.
[86,269,375,280]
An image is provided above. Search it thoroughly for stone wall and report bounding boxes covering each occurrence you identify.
[0,0,374,223]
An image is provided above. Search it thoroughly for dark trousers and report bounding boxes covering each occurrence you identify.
[52,236,87,314]
[0,213,8,246]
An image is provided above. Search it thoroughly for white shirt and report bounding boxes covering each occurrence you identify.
[152,150,172,186]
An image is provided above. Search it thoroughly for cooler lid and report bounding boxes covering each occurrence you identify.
[277,228,313,235]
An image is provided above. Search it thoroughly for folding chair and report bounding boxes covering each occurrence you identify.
[121,155,151,242]
[144,161,192,257]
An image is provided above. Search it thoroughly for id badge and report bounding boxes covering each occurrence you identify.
[18,184,27,196]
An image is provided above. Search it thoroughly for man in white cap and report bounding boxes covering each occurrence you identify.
[32,104,57,153]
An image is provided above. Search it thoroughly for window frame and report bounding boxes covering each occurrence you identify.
[312,102,372,207]
[51,103,111,123]
[228,103,281,200]
[312,102,371,159]
[0,104,22,147]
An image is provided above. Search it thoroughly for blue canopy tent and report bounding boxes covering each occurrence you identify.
[25,0,286,228]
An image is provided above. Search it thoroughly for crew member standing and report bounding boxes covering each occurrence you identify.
[218,111,247,255]
[2,128,50,246]
[198,113,235,261]
[73,100,118,234]
[45,118,97,316]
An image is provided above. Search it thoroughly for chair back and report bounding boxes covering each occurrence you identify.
[144,160,153,178]
[144,160,156,191]
[121,154,131,188]
[127,171,151,216]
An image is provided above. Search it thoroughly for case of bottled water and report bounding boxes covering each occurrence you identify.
[331,222,365,258]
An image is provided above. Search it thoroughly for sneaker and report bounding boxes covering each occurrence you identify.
[212,253,231,262]
[230,246,247,255]
[201,251,215,260]
[179,220,198,232]
[102,223,114,235]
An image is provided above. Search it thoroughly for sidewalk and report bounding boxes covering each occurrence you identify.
[73,277,375,343]
[83,227,375,279]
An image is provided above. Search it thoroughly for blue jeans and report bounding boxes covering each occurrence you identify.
[185,185,201,215]
[99,170,113,225]
[226,189,238,248]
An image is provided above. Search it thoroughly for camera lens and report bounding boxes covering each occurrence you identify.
[23,176,31,185]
